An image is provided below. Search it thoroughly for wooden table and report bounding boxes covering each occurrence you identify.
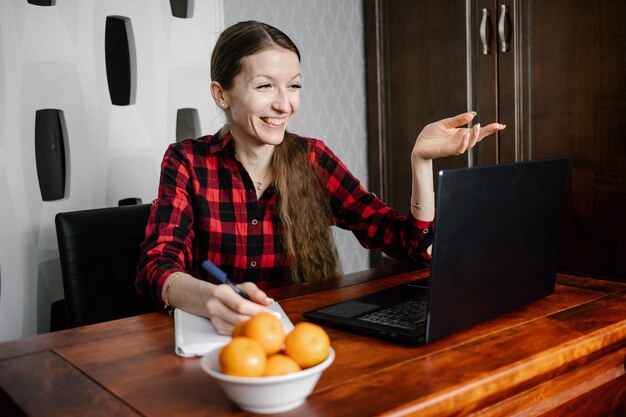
[1,266,625,416]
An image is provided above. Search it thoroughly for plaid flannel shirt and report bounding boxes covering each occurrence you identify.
[136,132,433,306]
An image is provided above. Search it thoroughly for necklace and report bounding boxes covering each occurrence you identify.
[251,168,272,191]
[233,147,272,191]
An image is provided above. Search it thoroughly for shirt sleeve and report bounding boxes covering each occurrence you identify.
[309,139,434,264]
[135,143,196,306]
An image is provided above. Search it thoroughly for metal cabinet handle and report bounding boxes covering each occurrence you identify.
[480,8,491,55]
[498,4,510,52]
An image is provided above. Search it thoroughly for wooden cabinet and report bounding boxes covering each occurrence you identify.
[365,0,626,280]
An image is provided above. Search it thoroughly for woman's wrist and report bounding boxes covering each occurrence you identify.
[411,141,433,164]
[411,156,432,173]
[411,158,433,188]
[161,272,188,311]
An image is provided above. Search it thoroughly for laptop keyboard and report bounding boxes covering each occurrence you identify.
[357,299,428,330]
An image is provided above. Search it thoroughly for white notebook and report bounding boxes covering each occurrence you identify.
[174,302,295,358]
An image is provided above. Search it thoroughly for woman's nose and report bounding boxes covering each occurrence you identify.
[272,89,291,113]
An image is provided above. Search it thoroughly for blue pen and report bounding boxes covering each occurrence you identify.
[201,260,252,301]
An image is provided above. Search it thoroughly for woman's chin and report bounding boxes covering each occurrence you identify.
[258,130,288,146]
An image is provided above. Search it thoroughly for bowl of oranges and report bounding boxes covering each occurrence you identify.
[201,313,334,414]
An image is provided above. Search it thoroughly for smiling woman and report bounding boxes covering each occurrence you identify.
[212,47,301,149]
[135,20,505,336]
[211,47,301,198]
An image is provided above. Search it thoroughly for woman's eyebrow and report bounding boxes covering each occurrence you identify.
[249,73,302,82]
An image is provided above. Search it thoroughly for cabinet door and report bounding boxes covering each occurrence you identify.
[365,0,471,266]
[365,0,470,213]
[471,0,514,166]
[473,0,626,277]
[366,0,626,278]
[511,0,626,278]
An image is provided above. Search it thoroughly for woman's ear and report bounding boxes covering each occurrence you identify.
[210,81,229,109]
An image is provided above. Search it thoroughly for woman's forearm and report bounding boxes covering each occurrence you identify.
[410,157,435,222]
[161,272,215,317]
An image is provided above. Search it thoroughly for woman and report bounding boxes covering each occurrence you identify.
[136,20,505,335]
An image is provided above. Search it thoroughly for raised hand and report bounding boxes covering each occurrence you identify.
[411,112,505,161]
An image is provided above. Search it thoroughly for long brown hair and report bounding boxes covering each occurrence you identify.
[211,21,341,282]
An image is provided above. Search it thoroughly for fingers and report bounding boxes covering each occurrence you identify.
[464,121,506,151]
[477,122,506,141]
[205,298,248,335]
[441,112,506,138]
[456,132,470,155]
[217,284,272,315]
[456,121,502,155]
[206,283,273,333]
[468,123,481,148]
[239,282,274,306]
[442,111,477,129]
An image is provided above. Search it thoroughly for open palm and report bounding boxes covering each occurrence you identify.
[412,112,504,161]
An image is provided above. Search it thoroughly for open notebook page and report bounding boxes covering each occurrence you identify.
[174,302,294,357]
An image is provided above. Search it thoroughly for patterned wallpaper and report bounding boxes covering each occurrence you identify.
[223,0,370,274]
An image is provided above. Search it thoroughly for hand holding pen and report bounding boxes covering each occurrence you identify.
[202,260,275,334]
[201,260,252,300]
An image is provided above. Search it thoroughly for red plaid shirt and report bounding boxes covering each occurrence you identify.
[136,132,433,306]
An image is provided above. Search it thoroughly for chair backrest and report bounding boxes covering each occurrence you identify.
[55,204,153,328]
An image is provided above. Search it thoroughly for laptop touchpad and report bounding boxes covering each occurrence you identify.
[317,300,380,318]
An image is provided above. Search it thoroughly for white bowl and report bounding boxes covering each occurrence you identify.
[201,347,335,414]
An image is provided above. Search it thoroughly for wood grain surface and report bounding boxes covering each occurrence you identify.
[1,268,625,417]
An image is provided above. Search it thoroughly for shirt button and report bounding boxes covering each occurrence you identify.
[251,219,259,226]
[250,261,257,268]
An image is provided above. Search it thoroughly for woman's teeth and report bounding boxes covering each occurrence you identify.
[262,117,284,126]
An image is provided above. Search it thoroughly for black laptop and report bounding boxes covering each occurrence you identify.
[303,158,568,345]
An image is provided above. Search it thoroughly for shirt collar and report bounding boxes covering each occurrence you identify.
[208,130,236,157]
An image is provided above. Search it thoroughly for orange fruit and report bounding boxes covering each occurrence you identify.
[231,320,248,337]
[263,354,302,376]
[284,322,330,368]
[242,313,285,355]
[219,337,267,377]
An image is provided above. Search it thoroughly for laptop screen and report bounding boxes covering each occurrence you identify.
[303,158,568,345]
[425,158,568,342]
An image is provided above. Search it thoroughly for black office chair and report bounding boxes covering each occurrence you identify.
[54,203,154,328]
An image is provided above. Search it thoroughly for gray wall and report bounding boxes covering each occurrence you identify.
[223,0,370,275]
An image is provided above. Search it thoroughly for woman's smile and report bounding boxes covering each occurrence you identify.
[261,117,286,127]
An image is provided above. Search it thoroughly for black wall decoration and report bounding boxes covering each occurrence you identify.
[170,0,192,18]
[35,109,66,201]
[176,108,200,142]
[105,16,134,106]
[27,0,56,6]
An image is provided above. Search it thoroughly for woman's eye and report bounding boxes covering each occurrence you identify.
[290,84,302,90]
[257,84,272,90]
